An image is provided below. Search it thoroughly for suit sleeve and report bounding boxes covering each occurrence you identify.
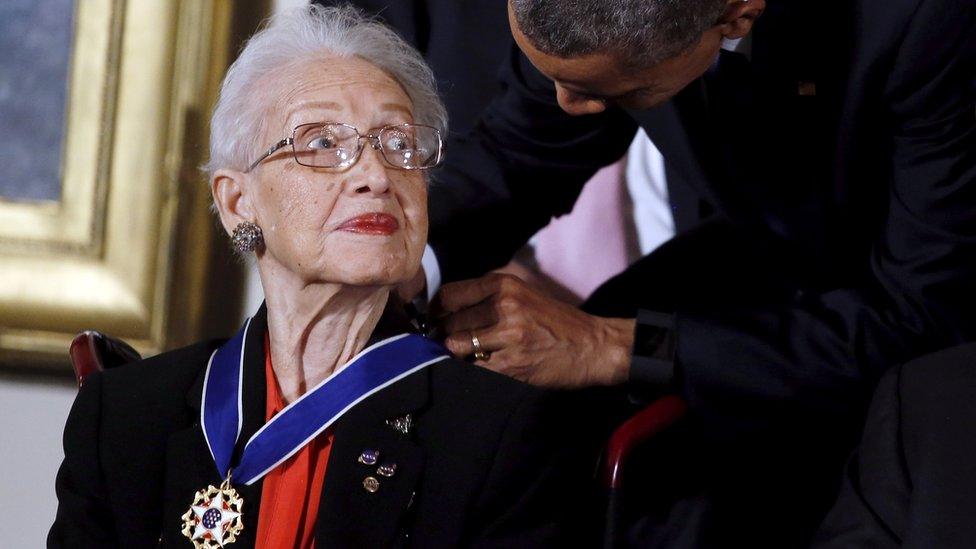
[673,0,976,447]
[427,44,638,282]
[816,344,976,548]
[812,366,906,548]
[48,373,117,548]
[464,389,603,547]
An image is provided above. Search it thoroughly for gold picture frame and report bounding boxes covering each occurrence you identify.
[0,0,270,371]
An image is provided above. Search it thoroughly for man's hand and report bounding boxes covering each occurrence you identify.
[432,273,636,389]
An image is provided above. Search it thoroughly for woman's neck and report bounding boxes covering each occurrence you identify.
[258,265,390,404]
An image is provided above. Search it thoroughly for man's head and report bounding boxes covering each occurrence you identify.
[509,0,764,115]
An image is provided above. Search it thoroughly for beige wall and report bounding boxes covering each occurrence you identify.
[0,374,76,546]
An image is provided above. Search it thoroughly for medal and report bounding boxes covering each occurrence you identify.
[181,475,244,548]
[181,315,448,545]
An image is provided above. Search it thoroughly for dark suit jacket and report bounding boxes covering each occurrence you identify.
[313,0,512,136]
[48,306,599,548]
[427,0,975,543]
[814,343,976,548]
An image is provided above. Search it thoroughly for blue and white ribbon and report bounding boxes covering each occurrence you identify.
[201,317,449,485]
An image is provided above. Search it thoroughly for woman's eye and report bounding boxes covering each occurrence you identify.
[384,132,411,151]
[307,134,338,149]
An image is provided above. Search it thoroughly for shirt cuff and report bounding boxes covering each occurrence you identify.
[421,244,442,302]
[629,310,677,389]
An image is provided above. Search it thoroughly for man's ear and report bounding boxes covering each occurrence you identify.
[211,169,255,237]
[718,0,765,40]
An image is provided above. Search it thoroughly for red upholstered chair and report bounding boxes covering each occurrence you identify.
[601,395,688,547]
[69,330,142,387]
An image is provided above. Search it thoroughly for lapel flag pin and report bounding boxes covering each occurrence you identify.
[386,414,414,436]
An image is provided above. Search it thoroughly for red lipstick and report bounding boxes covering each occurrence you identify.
[336,212,400,235]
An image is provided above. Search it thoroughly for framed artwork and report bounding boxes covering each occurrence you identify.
[0,1,269,371]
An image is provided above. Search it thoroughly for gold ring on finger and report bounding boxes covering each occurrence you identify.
[471,333,491,361]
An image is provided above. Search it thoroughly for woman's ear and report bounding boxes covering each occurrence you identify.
[718,0,765,41]
[211,169,255,236]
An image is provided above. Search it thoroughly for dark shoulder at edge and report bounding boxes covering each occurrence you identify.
[898,342,976,395]
[427,357,546,407]
[97,338,226,398]
[424,358,611,452]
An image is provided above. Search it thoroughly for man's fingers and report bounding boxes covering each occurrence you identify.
[443,327,504,358]
[446,332,526,383]
[439,300,499,336]
[472,347,514,372]
[473,348,540,386]
[433,273,518,314]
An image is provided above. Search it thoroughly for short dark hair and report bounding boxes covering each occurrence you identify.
[511,0,728,67]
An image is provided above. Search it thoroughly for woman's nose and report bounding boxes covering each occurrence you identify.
[555,84,608,116]
[346,144,392,196]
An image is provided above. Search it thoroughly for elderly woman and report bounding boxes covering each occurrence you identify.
[49,6,596,548]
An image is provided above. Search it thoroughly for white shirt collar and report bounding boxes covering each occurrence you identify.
[720,32,753,60]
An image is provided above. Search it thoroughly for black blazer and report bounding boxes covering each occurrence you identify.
[814,342,976,548]
[428,0,975,543]
[48,306,599,548]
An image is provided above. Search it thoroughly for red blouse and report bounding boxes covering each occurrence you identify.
[255,336,334,549]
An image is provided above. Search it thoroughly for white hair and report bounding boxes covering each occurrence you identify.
[205,4,448,177]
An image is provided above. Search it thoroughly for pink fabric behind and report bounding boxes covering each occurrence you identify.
[530,160,631,301]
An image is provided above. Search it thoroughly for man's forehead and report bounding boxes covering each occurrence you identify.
[547,53,622,82]
[510,21,639,94]
[537,53,647,98]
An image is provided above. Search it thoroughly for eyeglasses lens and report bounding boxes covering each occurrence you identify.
[378,125,440,169]
[293,123,359,168]
[292,123,440,169]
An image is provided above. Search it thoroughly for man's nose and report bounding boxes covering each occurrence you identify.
[555,85,608,116]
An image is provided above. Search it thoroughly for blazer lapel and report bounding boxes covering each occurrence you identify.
[629,89,730,221]
[316,368,429,547]
[632,44,787,228]
[159,396,226,548]
[160,306,269,548]
[316,303,432,547]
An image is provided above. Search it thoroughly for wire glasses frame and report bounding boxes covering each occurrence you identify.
[244,122,443,173]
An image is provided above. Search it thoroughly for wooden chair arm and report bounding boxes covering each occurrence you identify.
[603,395,688,490]
[69,331,142,387]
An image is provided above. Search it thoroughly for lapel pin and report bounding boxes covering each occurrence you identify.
[363,476,380,493]
[358,449,380,466]
[386,414,414,436]
[377,463,397,478]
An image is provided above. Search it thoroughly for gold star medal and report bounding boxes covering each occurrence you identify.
[180,476,244,548]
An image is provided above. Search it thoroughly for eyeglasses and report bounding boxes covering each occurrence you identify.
[245,122,443,173]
